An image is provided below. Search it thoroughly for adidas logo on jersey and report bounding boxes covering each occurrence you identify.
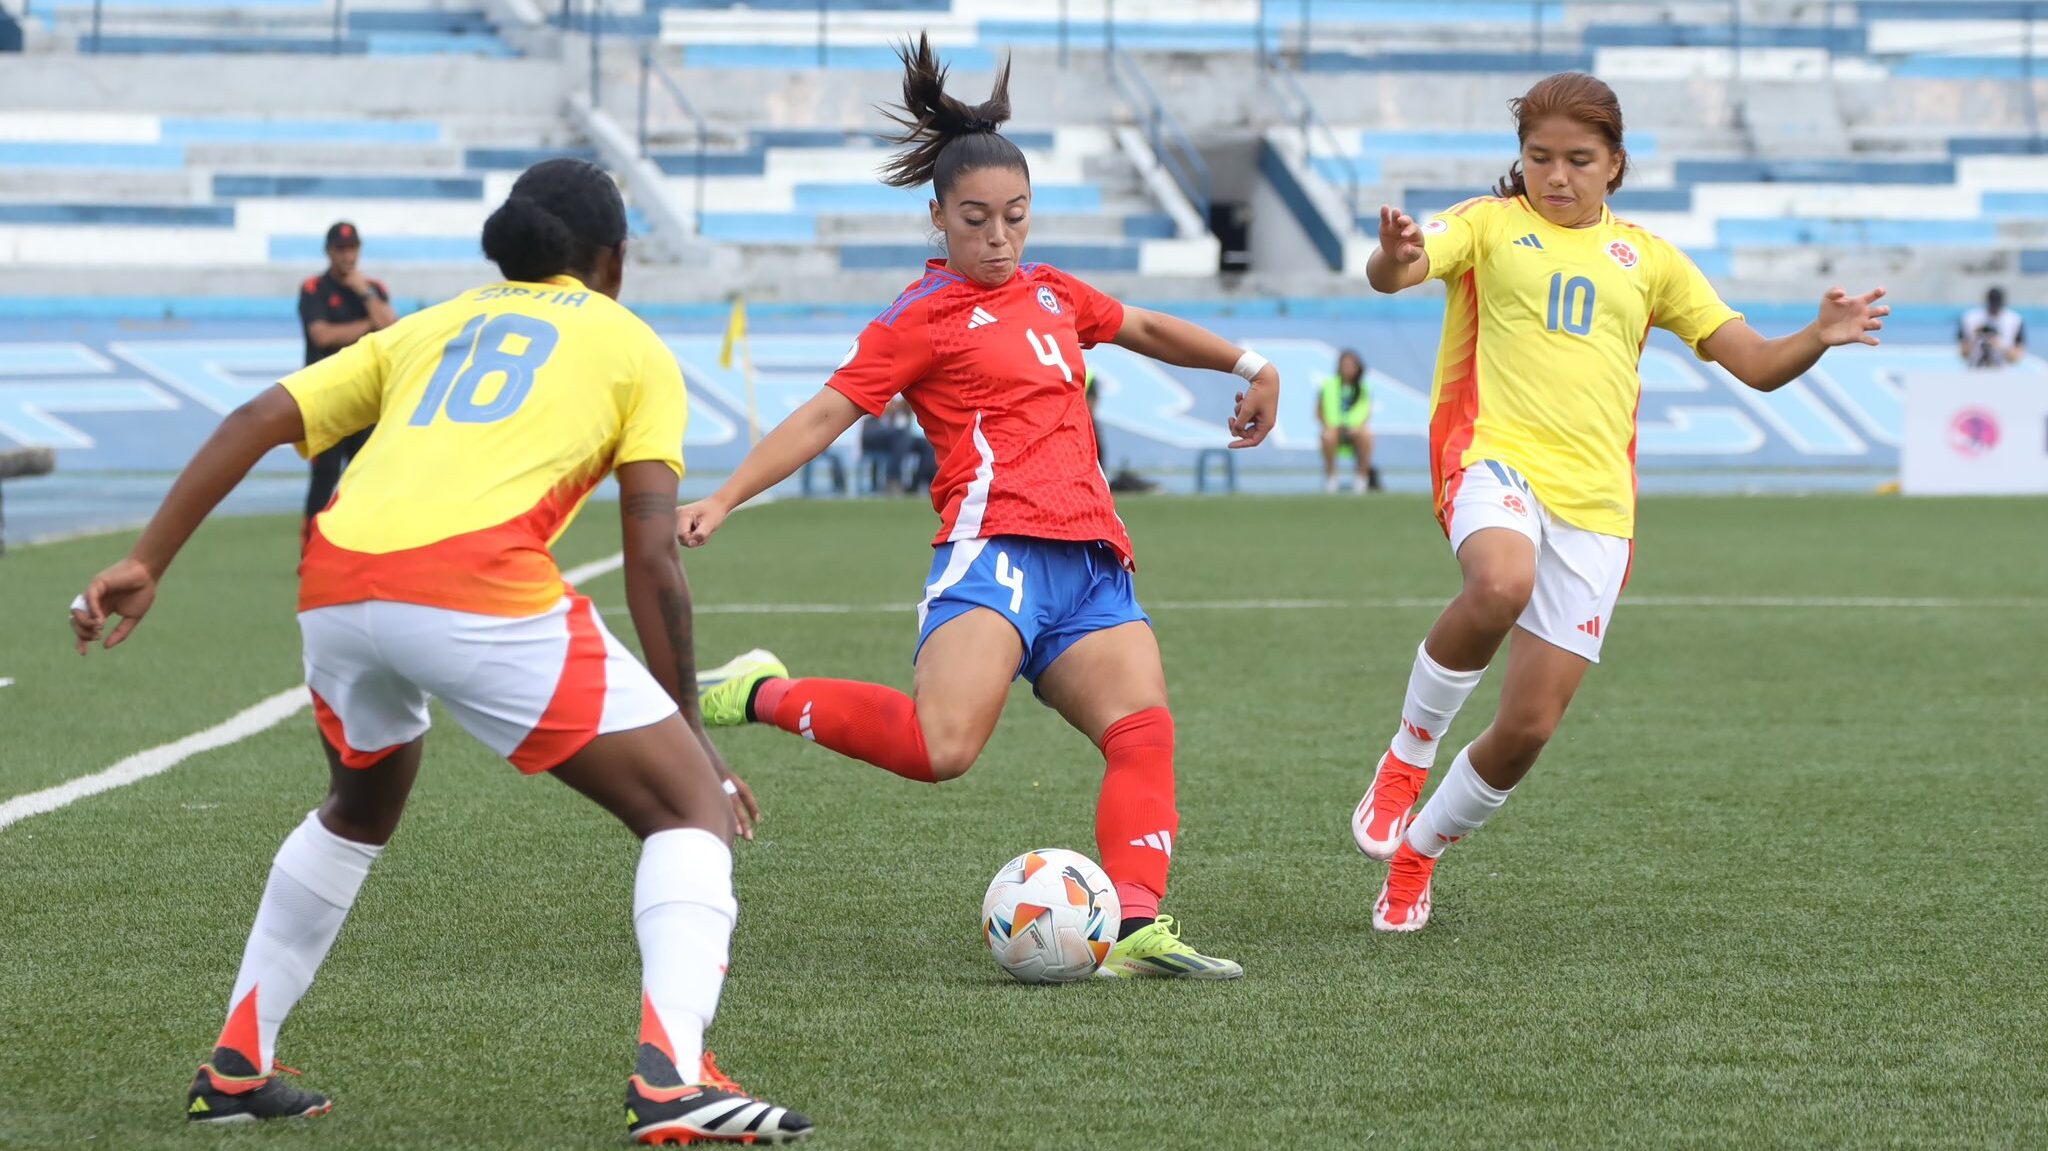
[1512,234,1544,249]
[967,306,999,329]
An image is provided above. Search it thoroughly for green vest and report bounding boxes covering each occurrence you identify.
[1319,374,1371,429]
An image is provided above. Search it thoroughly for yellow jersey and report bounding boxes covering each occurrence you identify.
[283,275,687,617]
[1422,195,1741,538]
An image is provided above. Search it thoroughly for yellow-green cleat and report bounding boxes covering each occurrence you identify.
[1095,915,1243,980]
[696,648,787,728]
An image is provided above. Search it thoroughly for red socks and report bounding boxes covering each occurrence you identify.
[753,677,935,783]
[753,682,1177,919]
[1094,707,1178,923]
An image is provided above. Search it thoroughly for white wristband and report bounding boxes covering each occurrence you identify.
[722,779,739,796]
[1232,351,1270,382]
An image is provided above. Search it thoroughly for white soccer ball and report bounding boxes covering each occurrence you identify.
[981,848,1121,984]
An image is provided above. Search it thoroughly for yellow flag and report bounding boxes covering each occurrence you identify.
[718,297,748,370]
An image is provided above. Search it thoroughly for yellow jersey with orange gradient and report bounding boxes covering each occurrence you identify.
[1421,194,1740,538]
[282,274,686,617]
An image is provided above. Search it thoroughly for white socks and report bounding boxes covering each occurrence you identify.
[1388,643,1486,768]
[634,828,737,1081]
[216,811,382,1073]
[1405,747,1512,859]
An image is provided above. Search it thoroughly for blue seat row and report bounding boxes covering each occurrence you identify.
[162,118,442,144]
[1715,218,1998,246]
[0,142,185,169]
[1582,23,1866,51]
[1675,158,1956,185]
[86,32,514,55]
[214,173,484,199]
[1303,49,1594,73]
[0,202,234,226]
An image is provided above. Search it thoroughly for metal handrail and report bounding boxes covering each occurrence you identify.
[1261,52,1361,233]
[638,42,707,234]
[1107,47,1212,227]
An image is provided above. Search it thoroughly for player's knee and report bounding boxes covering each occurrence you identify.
[317,795,401,846]
[1461,570,1534,629]
[1493,710,1560,762]
[924,743,978,781]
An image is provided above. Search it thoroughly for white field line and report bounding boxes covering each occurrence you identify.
[603,594,2048,618]
[562,552,626,585]
[0,688,309,831]
[0,677,13,688]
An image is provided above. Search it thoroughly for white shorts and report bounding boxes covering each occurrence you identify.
[1444,460,1633,662]
[299,595,678,773]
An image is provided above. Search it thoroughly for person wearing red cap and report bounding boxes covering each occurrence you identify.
[297,222,396,538]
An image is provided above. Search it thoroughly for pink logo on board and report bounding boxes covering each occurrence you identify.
[1949,408,2000,457]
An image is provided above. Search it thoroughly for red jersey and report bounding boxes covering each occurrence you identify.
[826,259,1135,564]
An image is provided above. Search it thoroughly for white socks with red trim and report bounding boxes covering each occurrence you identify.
[1388,643,1486,769]
[1405,747,1512,859]
[216,811,381,1073]
[634,828,736,1080]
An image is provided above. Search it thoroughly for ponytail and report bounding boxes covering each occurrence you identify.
[880,33,1029,200]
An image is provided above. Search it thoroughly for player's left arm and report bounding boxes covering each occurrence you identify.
[69,386,306,653]
[618,460,759,839]
[1701,285,1888,392]
[2008,318,2026,363]
[1112,306,1282,448]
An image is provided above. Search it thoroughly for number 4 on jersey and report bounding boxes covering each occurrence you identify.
[1026,329,1074,384]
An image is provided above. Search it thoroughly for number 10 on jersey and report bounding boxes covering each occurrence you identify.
[1546,273,1596,336]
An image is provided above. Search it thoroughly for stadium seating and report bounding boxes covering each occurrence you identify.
[2,0,2047,303]
[0,112,581,266]
[653,127,1202,274]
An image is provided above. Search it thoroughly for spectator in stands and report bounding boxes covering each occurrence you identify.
[860,397,931,494]
[1316,349,1381,493]
[1958,287,2024,369]
[298,222,395,538]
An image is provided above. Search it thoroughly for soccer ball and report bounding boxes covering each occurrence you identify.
[981,848,1121,984]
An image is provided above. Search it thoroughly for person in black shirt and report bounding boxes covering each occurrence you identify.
[297,221,396,532]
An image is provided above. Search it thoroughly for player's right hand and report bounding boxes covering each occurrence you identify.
[1379,205,1425,265]
[676,500,728,548]
[70,557,157,655]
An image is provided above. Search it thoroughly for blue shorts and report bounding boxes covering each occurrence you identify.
[915,536,1150,684]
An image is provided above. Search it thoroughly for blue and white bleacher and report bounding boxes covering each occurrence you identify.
[0,112,571,266]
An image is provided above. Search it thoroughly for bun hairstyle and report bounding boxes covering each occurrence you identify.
[880,33,1029,200]
[1493,71,1631,200]
[480,157,627,282]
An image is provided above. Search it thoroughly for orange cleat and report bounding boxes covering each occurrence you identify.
[1352,751,1429,861]
[1372,841,1438,933]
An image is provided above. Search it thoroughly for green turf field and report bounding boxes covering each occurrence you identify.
[3,495,2045,1150]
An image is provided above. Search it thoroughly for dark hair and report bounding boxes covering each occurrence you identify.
[880,33,1028,201]
[1988,286,2007,310]
[1493,72,1630,200]
[1337,348,1365,379]
[480,158,627,282]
